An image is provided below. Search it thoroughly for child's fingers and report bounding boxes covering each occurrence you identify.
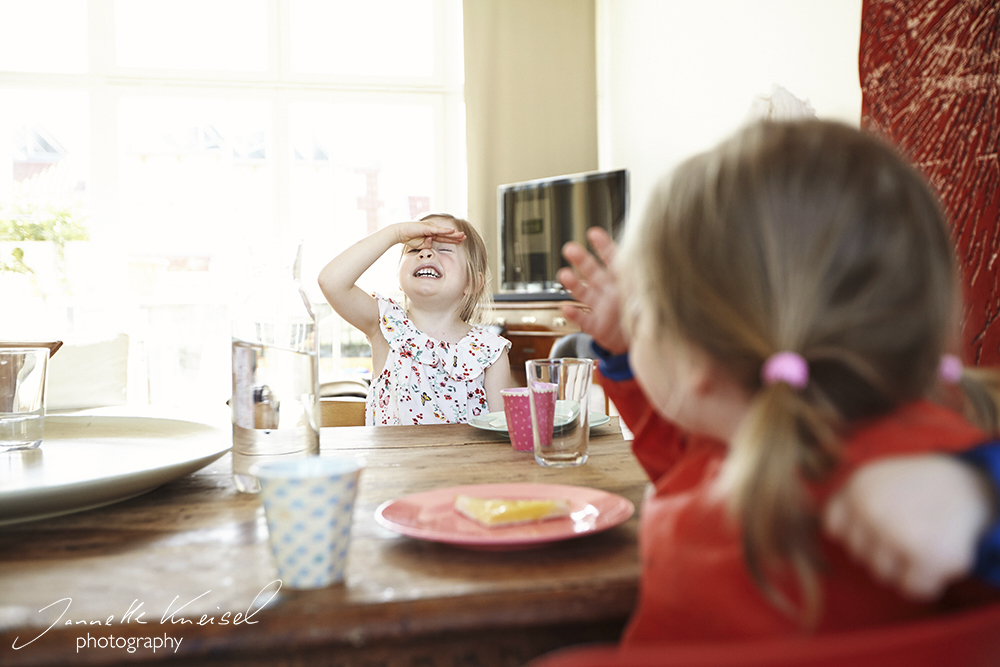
[899,562,949,600]
[403,236,431,250]
[563,241,609,285]
[587,227,618,266]
[400,222,465,247]
[823,493,868,559]
[903,536,976,597]
[403,235,436,251]
[424,223,466,242]
[845,519,874,561]
[557,266,586,295]
[559,243,597,294]
[434,230,466,243]
[558,265,603,318]
[826,493,899,582]
[869,542,904,585]
[561,240,589,269]
[560,301,588,325]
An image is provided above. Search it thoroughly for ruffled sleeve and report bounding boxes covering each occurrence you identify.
[374,295,410,346]
[445,327,510,382]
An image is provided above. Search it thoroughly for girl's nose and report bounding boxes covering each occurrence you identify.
[418,247,434,258]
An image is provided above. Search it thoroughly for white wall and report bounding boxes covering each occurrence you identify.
[465,0,598,285]
[599,0,863,223]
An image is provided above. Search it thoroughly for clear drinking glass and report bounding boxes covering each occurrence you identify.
[0,347,49,452]
[526,358,593,467]
[231,243,320,493]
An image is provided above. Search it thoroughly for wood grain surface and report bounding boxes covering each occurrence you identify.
[0,420,645,666]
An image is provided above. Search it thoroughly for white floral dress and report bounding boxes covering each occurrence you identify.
[366,295,511,425]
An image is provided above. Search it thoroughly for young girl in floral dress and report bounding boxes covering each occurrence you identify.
[318,214,511,425]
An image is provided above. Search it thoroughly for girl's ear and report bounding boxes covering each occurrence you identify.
[681,346,716,397]
[696,355,751,399]
[686,347,753,443]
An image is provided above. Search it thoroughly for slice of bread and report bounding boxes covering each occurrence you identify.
[454,495,572,527]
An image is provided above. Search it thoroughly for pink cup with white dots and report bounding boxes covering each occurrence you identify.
[502,387,553,451]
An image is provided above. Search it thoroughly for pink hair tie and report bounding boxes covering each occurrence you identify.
[939,354,963,384]
[761,351,809,390]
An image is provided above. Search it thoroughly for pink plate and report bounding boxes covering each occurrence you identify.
[374,483,635,550]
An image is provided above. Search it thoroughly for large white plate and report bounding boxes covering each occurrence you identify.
[468,403,610,433]
[0,415,230,526]
[375,483,635,550]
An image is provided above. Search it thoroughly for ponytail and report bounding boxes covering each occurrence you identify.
[719,381,840,626]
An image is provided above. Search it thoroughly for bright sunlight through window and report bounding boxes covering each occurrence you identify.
[0,0,466,416]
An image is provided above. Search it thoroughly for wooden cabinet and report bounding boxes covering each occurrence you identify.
[490,300,581,385]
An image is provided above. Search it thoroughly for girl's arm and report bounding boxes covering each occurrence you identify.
[317,222,465,338]
[483,348,512,412]
[559,228,692,482]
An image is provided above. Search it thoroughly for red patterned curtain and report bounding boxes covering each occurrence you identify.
[860,0,1000,365]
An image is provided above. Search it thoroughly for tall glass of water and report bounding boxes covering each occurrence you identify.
[231,242,319,493]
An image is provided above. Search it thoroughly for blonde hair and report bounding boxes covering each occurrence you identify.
[414,213,492,324]
[618,120,962,624]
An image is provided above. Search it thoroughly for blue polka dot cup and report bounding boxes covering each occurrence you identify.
[251,457,364,589]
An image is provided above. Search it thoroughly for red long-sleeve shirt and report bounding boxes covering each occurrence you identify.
[601,376,993,644]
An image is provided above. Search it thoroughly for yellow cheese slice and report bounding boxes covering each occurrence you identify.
[454,495,572,527]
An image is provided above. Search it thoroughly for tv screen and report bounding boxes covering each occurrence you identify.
[497,169,628,299]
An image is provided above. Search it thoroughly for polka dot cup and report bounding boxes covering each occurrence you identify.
[501,387,542,451]
[251,457,364,589]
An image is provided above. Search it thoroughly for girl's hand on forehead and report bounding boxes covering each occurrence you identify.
[396,220,466,250]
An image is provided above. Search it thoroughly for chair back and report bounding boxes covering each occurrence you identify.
[320,378,369,399]
[548,332,610,415]
[320,397,366,427]
[528,603,1000,667]
[47,334,129,410]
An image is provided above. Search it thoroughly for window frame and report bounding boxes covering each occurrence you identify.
[0,0,465,235]
[0,0,467,405]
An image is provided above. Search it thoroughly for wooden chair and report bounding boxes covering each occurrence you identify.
[319,378,369,427]
[549,332,611,415]
[526,603,1000,667]
[320,397,366,427]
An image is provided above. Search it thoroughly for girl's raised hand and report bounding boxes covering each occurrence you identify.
[557,227,629,355]
[395,221,466,250]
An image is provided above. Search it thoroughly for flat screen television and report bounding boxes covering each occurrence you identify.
[496,168,628,300]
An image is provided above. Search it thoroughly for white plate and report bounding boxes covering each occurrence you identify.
[468,402,610,433]
[0,415,230,526]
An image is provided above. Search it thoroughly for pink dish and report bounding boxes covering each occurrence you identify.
[374,482,635,550]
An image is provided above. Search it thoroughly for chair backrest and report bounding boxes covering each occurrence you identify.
[528,603,1000,667]
[320,397,366,427]
[47,334,129,410]
[548,332,610,415]
[548,332,597,360]
[319,378,370,399]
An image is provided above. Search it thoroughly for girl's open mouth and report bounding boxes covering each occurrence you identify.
[414,265,442,278]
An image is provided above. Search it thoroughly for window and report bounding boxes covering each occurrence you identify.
[0,0,466,411]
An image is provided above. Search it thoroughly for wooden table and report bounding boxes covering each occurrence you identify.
[0,419,647,666]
